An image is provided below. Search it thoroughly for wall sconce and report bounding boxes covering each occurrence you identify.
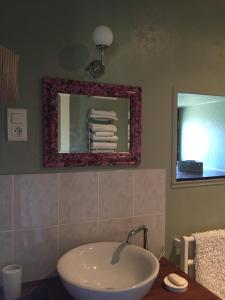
[86,25,113,79]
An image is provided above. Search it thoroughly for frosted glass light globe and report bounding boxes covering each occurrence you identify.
[92,25,113,47]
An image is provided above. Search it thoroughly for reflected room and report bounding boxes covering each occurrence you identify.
[58,93,130,153]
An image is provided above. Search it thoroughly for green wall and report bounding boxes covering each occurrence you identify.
[2,0,225,257]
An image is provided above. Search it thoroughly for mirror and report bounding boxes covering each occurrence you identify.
[173,92,225,183]
[43,78,141,167]
[58,94,130,153]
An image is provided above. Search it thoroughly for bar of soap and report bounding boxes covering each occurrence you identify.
[167,273,186,287]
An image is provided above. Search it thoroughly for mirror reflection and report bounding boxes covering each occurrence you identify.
[58,93,130,153]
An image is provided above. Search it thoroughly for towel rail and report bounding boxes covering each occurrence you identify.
[174,236,195,274]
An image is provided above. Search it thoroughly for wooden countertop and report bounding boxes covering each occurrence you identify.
[144,258,220,300]
[21,258,220,300]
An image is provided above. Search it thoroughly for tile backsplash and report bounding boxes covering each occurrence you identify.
[0,169,165,283]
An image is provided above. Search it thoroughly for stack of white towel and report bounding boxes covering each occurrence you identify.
[88,109,118,152]
[88,108,118,121]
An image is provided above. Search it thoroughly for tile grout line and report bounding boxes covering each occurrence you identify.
[59,215,133,226]
[57,173,60,258]
[97,172,100,234]
[13,224,59,233]
[132,170,135,227]
[163,171,166,249]
[11,175,15,263]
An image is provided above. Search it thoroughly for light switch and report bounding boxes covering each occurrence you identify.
[11,112,24,124]
[7,108,27,141]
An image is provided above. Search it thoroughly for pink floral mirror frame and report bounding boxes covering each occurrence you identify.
[43,78,141,167]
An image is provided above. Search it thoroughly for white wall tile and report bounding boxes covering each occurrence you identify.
[14,174,58,229]
[60,172,98,224]
[0,176,12,231]
[0,169,166,284]
[134,169,165,215]
[98,218,133,242]
[59,222,98,255]
[14,227,58,282]
[134,214,165,257]
[0,231,12,284]
[99,171,133,219]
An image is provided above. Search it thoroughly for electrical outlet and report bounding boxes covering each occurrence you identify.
[7,108,27,141]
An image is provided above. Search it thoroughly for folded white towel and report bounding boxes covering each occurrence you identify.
[91,134,118,142]
[89,123,117,133]
[91,142,117,150]
[94,131,114,137]
[192,229,225,300]
[90,108,116,117]
[89,114,118,121]
[91,149,116,153]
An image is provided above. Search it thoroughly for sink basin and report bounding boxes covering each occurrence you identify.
[57,242,159,300]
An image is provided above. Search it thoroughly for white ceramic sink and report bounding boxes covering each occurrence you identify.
[57,242,159,300]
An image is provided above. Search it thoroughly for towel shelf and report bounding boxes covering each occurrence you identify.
[88,110,118,152]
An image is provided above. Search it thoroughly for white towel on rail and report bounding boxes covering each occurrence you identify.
[91,149,115,153]
[192,229,225,299]
[94,131,114,137]
[89,123,117,133]
[89,114,118,121]
[91,134,118,142]
[90,142,117,150]
[89,108,116,117]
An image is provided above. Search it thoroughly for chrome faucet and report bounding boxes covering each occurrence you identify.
[126,225,149,250]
